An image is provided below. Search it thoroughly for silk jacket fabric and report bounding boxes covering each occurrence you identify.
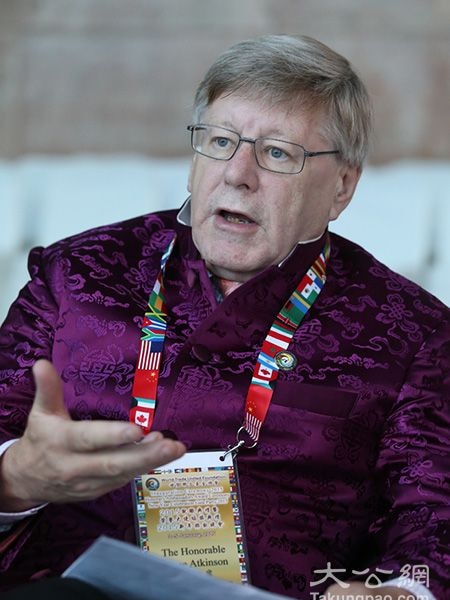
[0,210,449,597]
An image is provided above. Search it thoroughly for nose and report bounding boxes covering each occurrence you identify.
[223,140,259,190]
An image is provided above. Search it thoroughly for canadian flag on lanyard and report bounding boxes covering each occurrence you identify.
[130,407,151,431]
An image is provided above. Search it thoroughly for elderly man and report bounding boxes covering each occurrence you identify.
[0,35,448,599]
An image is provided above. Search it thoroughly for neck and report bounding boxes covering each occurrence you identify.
[206,263,260,283]
[215,277,242,297]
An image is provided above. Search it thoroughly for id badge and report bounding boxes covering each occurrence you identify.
[133,450,249,584]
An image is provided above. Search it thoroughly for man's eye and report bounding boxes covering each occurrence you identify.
[212,136,231,148]
[268,146,288,160]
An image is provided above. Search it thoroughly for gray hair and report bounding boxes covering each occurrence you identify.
[193,35,372,168]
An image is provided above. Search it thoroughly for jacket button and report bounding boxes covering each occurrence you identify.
[190,344,212,363]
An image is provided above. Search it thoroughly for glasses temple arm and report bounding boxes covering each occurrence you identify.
[304,150,340,157]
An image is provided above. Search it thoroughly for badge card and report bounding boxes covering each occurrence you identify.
[133,450,249,585]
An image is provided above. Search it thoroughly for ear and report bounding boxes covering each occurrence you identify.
[329,165,361,221]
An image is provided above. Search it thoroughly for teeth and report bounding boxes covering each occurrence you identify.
[224,214,250,224]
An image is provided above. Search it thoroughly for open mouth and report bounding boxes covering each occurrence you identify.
[220,210,254,224]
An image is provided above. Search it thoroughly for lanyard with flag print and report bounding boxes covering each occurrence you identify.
[130,234,330,446]
[237,236,330,452]
[130,236,176,433]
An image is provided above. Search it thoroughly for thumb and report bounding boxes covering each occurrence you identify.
[31,359,70,419]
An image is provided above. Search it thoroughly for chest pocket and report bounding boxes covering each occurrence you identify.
[262,381,375,469]
[272,380,357,418]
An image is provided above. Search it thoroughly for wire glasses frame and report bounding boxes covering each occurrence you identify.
[187,124,339,174]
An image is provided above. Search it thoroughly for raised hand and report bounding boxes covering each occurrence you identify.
[0,359,185,511]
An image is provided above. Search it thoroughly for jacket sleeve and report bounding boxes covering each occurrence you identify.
[0,246,60,570]
[366,319,450,598]
[0,246,59,439]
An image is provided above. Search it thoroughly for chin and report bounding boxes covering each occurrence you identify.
[200,242,271,278]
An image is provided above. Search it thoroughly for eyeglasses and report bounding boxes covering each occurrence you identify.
[187,124,339,175]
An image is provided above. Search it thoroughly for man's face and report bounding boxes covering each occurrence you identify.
[188,94,359,281]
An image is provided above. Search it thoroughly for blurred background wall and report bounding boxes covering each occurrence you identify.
[1,0,450,322]
[1,0,450,161]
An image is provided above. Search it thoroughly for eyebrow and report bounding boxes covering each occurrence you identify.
[212,120,295,142]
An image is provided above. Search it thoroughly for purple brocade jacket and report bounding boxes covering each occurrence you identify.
[0,209,449,598]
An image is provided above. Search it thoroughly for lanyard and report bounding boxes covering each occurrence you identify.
[130,235,330,445]
[240,237,329,449]
[130,236,176,433]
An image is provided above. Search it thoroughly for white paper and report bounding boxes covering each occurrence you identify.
[63,536,292,600]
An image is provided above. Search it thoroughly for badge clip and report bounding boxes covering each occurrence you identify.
[220,440,245,461]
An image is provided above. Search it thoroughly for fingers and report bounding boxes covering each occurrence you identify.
[45,436,186,503]
[65,420,146,452]
[3,425,186,508]
[30,357,186,483]
[31,360,148,451]
[10,359,187,506]
[32,359,70,419]
[114,435,186,476]
[66,435,186,481]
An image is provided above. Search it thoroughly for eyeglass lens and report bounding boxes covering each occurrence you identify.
[191,125,306,174]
